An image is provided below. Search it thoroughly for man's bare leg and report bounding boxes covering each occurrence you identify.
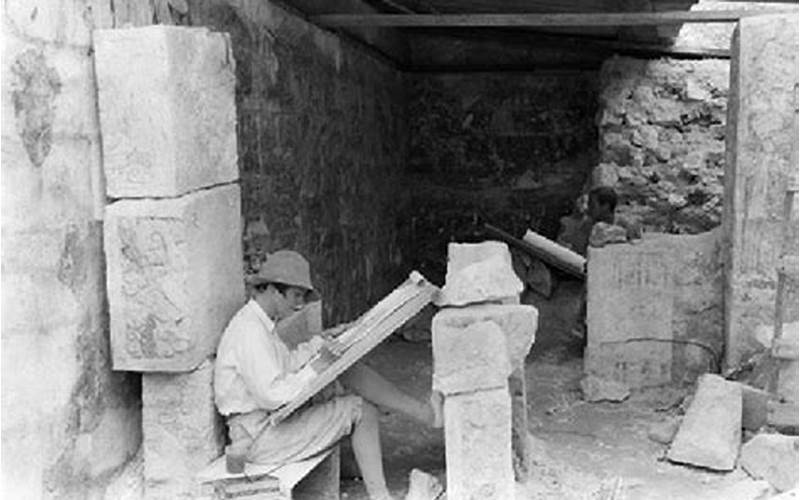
[340,362,443,428]
[352,401,393,500]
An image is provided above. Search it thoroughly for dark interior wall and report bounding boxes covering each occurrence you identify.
[188,0,408,324]
[400,72,598,284]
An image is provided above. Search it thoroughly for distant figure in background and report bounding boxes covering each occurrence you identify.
[557,187,640,341]
[214,250,443,500]
[558,186,640,257]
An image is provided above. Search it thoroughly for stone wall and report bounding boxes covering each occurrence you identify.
[402,72,598,284]
[188,0,408,324]
[1,1,149,498]
[594,56,729,234]
[723,13,799,369]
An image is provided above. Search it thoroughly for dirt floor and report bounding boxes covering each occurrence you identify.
[341,332,767,500]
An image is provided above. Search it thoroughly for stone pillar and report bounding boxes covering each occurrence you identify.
[433,242,538,491]
[142,360,225,499]
[723,13,800,369]
[95,26,244,500]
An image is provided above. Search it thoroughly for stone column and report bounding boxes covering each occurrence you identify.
[723,13,800,369]
[95,26,245,499]
[433,242,538,492]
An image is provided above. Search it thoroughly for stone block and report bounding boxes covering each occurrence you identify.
[778,360,799,404]
[432,304,537,368]
[580,375,631,403]
[143,359,225,500]
[104,184,245,372]
[95,26,237,197]
[667,374,742,471]
[740,434,799,492]
[723,13,799,368]
[432,320,510,395]
[586,231,723,388]
[767,400,799,434]
[436,241,523,306]
[648,417,681,445]
[444,388,514,500]
[740,384,770,431]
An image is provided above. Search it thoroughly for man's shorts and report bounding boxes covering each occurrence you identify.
[227,394,363,468]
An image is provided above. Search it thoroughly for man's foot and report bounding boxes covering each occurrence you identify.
[429,391,444,429]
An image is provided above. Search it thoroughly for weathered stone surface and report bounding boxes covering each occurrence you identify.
[723,13,800,369]
[778,360,799,404]
[142,359,225,500]
[2,10,141,499]
[509,367,532,481]
[437,241,523,306]
[740,434,799,492]
[648,417,681,445]
[585,230,723,388]
[104,184,246,371]
[767,400,799,435]
[740,384,770,431]
[580,375,631,403]
[595,56,729,234]
[667,374,742,470]
[432,303,537,368]
[95,26,237,197]
[432,320,510,395]
[444,388,514,500]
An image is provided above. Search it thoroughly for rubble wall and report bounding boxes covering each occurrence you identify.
[189,0,408,323]
[403,73,598,284]
[594,56,729,234]
[1,2,152,498]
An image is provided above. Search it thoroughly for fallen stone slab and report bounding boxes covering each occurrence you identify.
[95,26,238,197]
[740,434,799,492]
[648,417,681,445]
[580,375,630,403]
[667,374,742,470]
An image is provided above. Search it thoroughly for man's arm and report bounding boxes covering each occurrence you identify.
[237,327,317,410]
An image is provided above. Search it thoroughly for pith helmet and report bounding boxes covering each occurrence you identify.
[248,250,315,292]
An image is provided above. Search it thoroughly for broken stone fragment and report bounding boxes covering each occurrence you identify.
[667,374,742,471]
[588,222,628,248]
[740,434,800,492]
[579,375,630,403]
[436,249,523,307]
[405,469,444,500]
[648,417,681,444]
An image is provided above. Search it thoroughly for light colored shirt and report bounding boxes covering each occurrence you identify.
[214,299,324,416]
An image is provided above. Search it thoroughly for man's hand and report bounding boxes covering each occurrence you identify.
[310,344,339,373]
[322,321,355,340]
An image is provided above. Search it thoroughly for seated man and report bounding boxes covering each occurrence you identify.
[214,250,442,500]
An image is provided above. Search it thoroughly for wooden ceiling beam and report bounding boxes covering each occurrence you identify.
[312,9,798,27]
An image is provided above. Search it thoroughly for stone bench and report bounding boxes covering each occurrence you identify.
[197,446,340,500]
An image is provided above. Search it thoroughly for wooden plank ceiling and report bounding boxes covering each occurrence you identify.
[278,0,798,71]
